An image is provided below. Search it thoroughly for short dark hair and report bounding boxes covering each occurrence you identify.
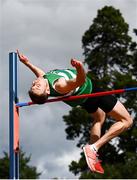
[28,89,49,104]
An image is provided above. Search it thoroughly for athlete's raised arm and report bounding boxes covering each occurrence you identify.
[54,58,86,94]
[17,49,45,77]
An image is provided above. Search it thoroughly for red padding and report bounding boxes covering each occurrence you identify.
[14,104,19,152]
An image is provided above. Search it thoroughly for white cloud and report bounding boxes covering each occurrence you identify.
[56,148,81,167]
[35,145,81,178]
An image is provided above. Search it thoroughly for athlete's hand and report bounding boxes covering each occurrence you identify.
[71,58,83,69]
[17,49,29,64]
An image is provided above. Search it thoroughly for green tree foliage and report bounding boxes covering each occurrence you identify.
[132,29,137,76]
[0,150,41,179]
[63,6,137,178]
[82,6,132,79]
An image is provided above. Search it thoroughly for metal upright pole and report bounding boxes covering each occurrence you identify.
[9,52,19,179]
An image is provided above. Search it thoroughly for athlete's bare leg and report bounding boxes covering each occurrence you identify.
[90,108,106,144]
[93,101,133,150]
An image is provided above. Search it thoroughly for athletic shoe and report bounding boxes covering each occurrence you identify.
[83,144,104,174]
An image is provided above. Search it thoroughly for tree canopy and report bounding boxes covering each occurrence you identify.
[0,150,41,179]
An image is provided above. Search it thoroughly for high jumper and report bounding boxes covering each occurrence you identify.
[16,49,134,174]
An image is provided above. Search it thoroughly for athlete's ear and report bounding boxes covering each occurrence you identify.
[46,88,50,95]
[45,80,50,95]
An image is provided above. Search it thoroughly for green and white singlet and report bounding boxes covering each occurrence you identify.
[43,69,92,107]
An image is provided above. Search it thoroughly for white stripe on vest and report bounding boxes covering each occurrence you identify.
[56,70,80,94]
[65,70,80,93]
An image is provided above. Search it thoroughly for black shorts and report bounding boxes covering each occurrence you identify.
[81,86,117,113]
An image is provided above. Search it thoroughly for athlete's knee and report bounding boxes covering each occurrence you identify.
[123,116,133,129]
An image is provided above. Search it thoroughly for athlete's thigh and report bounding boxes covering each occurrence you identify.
[107,100,131,121]
[91,108,106,119]
[91,108,106,123]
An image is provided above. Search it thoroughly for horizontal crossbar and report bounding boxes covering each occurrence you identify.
[16,87,137,107]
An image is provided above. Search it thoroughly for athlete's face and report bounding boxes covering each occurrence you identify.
[31,77,49,95]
